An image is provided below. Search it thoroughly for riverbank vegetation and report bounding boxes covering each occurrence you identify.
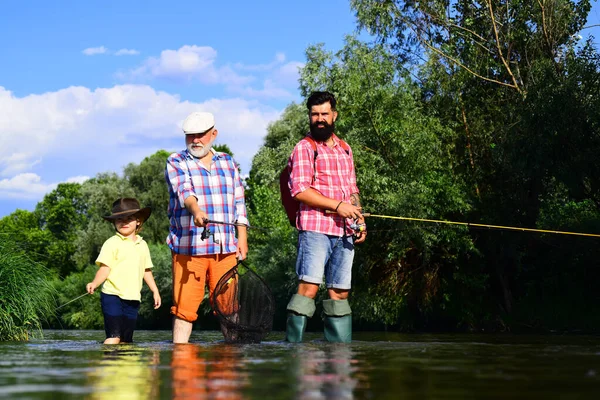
[1,1,599,338]
[0,240,56,341]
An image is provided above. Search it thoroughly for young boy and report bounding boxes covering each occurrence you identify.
[86,197,161,344]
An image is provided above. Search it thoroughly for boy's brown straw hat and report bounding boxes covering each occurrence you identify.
[103,198,151,223]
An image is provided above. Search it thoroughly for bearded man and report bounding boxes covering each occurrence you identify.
[284,91,367,343]
[165,111,248,343]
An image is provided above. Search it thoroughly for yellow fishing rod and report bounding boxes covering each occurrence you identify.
[359,213,600,238]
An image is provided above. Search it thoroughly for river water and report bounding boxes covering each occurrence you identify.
[0,330,598,399]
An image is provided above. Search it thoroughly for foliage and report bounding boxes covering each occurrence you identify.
[0,239,57,341]
[124,150,171,244]
[3,0,600,333]
[51,265,103,329]
[138,243,173,329]
[244,103,308,328]
[297,37,479,329]
[344,0,600,330]
[72,172,135,269]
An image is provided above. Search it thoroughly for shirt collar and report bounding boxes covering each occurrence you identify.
[115,232,142,243]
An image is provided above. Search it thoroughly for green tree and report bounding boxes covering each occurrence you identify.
[244,103,309,328]
[72,172,134,269]
[298,37,476,329]
[349,0,600,330]
[124,150,171,244]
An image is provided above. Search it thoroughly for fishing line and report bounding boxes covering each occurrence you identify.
[360,213,600,238]
[56,292,90,310]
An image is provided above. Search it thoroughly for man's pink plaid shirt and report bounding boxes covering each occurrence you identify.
[288,133,359,237]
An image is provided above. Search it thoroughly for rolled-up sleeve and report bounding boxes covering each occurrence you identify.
[233,166,248,225]
[166,155,196,207]
[289,142,315,198]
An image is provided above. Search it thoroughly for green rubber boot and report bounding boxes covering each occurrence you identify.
[285,313,308,343]
[322,299,352,343]
[285,294,316,343]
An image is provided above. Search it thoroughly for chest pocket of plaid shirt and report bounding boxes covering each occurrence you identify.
[216,166,235,194]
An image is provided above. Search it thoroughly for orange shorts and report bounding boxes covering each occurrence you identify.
[170,252,237,322]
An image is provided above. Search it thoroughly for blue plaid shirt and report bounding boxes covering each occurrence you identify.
[165,149,248,255]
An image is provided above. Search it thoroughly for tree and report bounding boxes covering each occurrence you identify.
[349,0,600,329]
[124,150,171,244]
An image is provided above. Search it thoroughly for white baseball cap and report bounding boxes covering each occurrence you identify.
[182,112,215,135]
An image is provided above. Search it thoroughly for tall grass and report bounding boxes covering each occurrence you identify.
[0,238,57,341]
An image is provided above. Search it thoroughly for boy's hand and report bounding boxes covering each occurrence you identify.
[86,282,97,294]
[153,291,161,309]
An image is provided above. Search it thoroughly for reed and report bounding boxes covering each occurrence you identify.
[0,239,57,341]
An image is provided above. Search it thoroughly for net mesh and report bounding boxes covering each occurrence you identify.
[212,260,275,343]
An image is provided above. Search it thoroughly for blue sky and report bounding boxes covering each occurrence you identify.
[0,0,599,218]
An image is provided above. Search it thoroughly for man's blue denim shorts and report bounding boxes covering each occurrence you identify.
[295,230,355,290]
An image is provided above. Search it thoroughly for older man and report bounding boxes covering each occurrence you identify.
[165,111,248,343]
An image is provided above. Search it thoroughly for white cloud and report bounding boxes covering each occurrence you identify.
[115,48,140,56]
[82,46,108,56]
[65,176,90,184]
[0,173,56,199]
[127,45,252,85]
[82,47,140,56]
[273,61,305,86]
[0,173,90,200]
[0,85,280,202]
[228,60,304,100]
[119,47,303,101]
[233,52,287,72]
[230,79,293,99]
[0,152,41,177]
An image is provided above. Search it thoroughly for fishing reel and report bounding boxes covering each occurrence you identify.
[350,220,366,238]
[200,224,220,244]
[350,222,366,232]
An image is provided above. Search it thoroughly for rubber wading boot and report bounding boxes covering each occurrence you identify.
[322,299,352,343]
[285,294,316,343]
[285,313,308,343]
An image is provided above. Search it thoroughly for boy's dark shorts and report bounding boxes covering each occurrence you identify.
[100,292,140,343]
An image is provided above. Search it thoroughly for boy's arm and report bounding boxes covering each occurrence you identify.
[86,265,110,294]
[144,269,161,309]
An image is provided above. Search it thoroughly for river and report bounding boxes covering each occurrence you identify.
[0,330,598,399]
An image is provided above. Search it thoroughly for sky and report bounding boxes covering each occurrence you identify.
[0,1,599,218]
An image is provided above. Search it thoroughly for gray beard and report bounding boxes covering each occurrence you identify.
[187,141,213,158]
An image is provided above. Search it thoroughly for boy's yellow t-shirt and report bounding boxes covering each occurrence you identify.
[95,233,153,301]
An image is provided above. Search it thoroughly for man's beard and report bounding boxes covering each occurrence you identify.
[187,137,215,158]
[309,120,335,142]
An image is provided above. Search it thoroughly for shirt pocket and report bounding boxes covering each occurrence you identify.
[216,168,234,194]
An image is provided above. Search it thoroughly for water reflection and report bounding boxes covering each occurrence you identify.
[2,331,599,399]
[293,345,359,400]
[87,346,160,400]
[171,343,247,399]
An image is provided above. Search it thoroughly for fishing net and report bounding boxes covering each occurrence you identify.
[212,260,275,344]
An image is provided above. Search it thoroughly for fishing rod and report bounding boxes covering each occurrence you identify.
[360,212,600,238]
[56,292,90,310]
[200,219,269,241]
[204,219,269,232]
